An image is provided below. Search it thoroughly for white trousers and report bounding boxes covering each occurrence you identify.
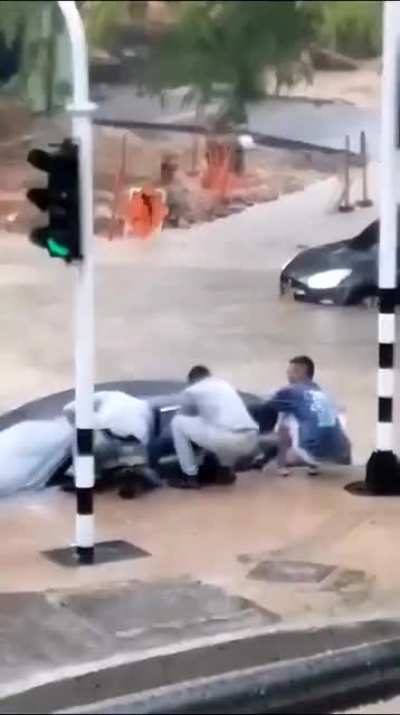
[171,415,259,476]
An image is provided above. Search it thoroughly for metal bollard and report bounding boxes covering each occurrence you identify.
[356,130,373,207]
[339,135,354,213]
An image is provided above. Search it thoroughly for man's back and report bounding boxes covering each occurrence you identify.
[183,377,258,431]
[94,391,153,444]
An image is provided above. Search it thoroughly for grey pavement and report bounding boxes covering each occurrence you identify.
[247,98,379,157]
[96,85,379,156]
[0,579,274,699]
[95,85,199,127]
[2,571,400,713]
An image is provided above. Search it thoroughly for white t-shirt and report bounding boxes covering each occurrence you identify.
[64,391,153,445]
[181,377,258,432]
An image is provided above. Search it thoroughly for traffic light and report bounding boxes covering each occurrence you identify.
[27,139,82,262]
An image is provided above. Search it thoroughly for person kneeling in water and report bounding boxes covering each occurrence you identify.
[257,356,351,476]
[170,366,260,489]
[64,391,163,498]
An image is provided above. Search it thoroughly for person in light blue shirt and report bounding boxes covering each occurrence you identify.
[259,355,351,476]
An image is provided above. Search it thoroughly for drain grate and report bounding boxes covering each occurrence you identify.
[248,559,335,584]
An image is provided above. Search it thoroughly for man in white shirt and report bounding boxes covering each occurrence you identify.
[63,391,163,496]
[170,366,259,489]
[93,391,153,445]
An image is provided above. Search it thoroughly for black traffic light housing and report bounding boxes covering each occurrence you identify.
[27,139,82,262]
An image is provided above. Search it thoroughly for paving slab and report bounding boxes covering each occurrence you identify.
[1,466,400,711]
[0,578,276,696]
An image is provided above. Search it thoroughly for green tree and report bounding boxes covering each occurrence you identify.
[315,1,382,58]
[0,1,70,113]
[81,0,148,49]
[0,1,44,47]
[147,1,320,125]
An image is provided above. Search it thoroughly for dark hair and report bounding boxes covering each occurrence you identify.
[290,355,315,379]
[187,365,211,383]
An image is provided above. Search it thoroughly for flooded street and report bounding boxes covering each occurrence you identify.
[0,178,381,463]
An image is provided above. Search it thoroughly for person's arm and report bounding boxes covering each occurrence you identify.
[180,391,197,416]
[263,387,297,415]
[179,388,198,416]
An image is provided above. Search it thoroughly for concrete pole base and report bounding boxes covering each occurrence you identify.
[43,540,150,568]
[365,450,400,495]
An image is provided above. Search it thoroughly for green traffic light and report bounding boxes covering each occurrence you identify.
[47,238,70,258]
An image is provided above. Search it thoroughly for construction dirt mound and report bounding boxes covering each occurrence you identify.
[0,103,341,237]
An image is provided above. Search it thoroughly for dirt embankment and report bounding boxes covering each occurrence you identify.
[0,108,342,236]
[279,57,380,109]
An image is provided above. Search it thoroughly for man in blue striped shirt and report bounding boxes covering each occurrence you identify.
[260,356,351,476]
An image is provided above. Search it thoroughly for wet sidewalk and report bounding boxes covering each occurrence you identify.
[2,467,400,711]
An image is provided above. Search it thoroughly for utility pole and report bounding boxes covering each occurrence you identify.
[365,1,400,494]
[58,1,96,562]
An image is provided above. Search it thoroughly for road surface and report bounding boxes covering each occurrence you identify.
[96,85,379,156]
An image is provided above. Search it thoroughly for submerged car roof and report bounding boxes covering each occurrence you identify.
[350,220,379,249]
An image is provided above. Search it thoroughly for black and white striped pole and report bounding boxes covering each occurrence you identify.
[366,1,400,495]
[59,1,96,562]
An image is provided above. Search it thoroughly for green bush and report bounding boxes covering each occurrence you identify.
[316,1,382,58]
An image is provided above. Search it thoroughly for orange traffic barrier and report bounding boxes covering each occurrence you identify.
[202,143,238,200]
[123,185,168,239]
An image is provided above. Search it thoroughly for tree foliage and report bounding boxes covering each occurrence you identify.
[146,1,320,123]
[0,1,47,47]
[81,1,148,49]
[0,1,70,113]
[0,0,382,116]
[314,1,382,58]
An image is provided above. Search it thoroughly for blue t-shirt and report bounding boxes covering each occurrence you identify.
[267,382,350,462]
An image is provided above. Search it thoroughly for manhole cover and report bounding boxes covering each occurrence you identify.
[248,560,335,584]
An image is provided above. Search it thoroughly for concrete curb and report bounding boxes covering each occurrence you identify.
[66,637,400,714]
[94,118,359,158]
[2,619,400,714]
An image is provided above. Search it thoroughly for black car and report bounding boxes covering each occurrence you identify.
[280,220,386,306]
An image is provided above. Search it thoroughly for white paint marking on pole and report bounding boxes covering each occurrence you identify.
[74,455,95,489]
[378,368,395,398]
[377,421,394,452]
[378,313,396,343]
[75,514,95,548]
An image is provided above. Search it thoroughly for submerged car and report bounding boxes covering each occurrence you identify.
[280,220,389,306]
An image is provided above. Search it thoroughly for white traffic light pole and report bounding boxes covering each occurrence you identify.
[58,1,96,562]
[365,0,400,494]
